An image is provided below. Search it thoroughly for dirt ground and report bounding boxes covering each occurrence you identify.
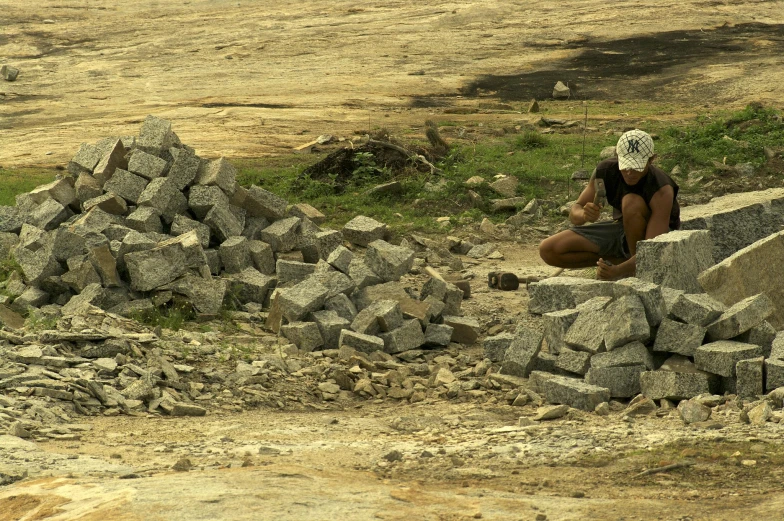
[2,1,784,520]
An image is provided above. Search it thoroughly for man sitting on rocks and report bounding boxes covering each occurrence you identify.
[539,129,680,280]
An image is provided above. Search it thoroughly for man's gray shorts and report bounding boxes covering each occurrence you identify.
[570,220,630,259]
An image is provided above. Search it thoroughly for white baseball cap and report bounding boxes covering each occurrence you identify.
[616,129,654,171]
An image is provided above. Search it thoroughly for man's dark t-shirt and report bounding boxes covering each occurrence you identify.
[594,158,680,230]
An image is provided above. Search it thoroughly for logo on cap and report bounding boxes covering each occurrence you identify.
[626,139,641,154]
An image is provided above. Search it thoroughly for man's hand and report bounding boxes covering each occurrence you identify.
[582,202,602,223]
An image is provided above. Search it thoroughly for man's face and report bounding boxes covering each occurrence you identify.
[621,163,649,186]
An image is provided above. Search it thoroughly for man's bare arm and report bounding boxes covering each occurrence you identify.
[569,172,601,225]
[645,185,675,239]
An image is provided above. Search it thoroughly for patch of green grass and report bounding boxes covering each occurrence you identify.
[0,168,58,206]
[512,131,550,151]
[132,304,195,332]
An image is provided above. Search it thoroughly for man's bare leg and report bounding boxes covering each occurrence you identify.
[596,194,650,280]
[539,230,603,269]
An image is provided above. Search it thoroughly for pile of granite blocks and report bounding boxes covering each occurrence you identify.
[0,116,475,356]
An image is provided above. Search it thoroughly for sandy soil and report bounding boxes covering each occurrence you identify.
[2,1,784,520]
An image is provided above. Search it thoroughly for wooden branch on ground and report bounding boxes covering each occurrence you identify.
[633,461,695,478]
[367,139,442,175]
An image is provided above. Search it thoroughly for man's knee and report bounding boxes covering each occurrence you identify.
[621,194,650,220]
[539,236,557,264]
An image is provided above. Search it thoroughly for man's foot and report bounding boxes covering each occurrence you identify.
[596,258,634,281]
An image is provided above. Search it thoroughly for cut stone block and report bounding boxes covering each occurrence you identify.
[196,157,237,195]
[365,240,415,282]
[124,237,192,292]
[312,230,343,260]
[555,347,592,375]
[75,173,104,204]
[734,321,776,357]
[640,370,717,401]
[165,275,228,315]
[736,357,764,399]
[310,310,350,350]
[564,305,609,355]
[590,341,654,370]
[103,169,149,204]
[260,217,301,252]
[204,205,243,243]
[83,193,128,215]
[765,359,784,391]
[62,259,102,292]
[699,229,784,329]
[680,188,784,263]
[28,178,77,209]
[88,243,121,287]
[613,277,666,326]
[424,324,453,346]
[128,149,168,180]
[500,327,543,377]
[219,236,251,274]
[604,295,650,350]
[705,293,774,340]
[770,331,784,360]
[636,230,714,293]
[442,315,481,345]
[585,365,645,398]
[247,240,275,275]
[0,304,25,330]
[652,318,706,356]
[93,139,126,186]
[13,287,49,311]
[694,341,764,377]
[379,319,425,354]
[351,300,403,335]
[420,276,463,316]
[126,206,163,234]
[325,293,358,322]
[242,216,270,241]
[244,185,288,220]
[28,198,72,231]
[288,203,325,225]
[13,245,63,287]
[189,185,230,221]
[342,215,387,247]
[338,329,384,353]
[277,280,329,322]
[528,277,614,314]
[276,259,316,285]
[226,268,277,304]
[137,115,177,155]
[670,293,726,326]
[327,245,354,274]
[67,143,103,176]
[167,148,201,190]
[348,257,382,289]
[542,308,579,355]
[483,332,514,362]
[171,215,211,249]
[528,371,610,411]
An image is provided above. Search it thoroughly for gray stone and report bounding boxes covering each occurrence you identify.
[365,240,415,282]
[12,287,49,311]
[613,277,666,326]
[528,277,614,314]
[62,283,106,314]
[734,321,776,357]
[542,308,579,355]
[124,235,195,292]
[13,243,63,287]
[533,404,570,421]
[274,259,315,286]
[280,322,324,352]
[678,399,712,424]
[379,319,425,354]
[640,370,716,401]
[83,193,128,215]
[489,175,518,197]
[1,64,19,81]
[342,216,387,247]
[528,371,611,411]
[705,293,774,340]
[500,327,543,377]
[226,268,276,304]
[138,179,184,224]
[351,300,403,335]
[278,280,329,322]
[69,207,123,235]
[219,237,251,274]
[591,341,654,370]
[0,206,23,234]
[28,178,77,208]
[636,230,714,292]
[769,331,784,360]
[259,217,301,252]
[661,287,685,317]
[652,318,706,356]
[555,348,592,375]
[490,197,527,212]
[424,324,453,346]
[126,206,163,234]
[765,359,784,391]
[564,304,609,355]
[62,259,102,292]
[167,148,201,190]
[93,139,127,186]
[103,169,149,204]
[680,188,784,263]
[483,333,515,362]
[242,216,270,240]
[170,403,207,417]
[88,243,121,287]
[189,185,230,220]
[310,310,350,350]
[327,245,354,274]
[442,315,481,345]
[165,275,228,315]
[604,295,650,350]
[171,215,211,249]
[466,243,498,259]
[288,202,326,225]
[243,185,288,220]
[339,329,385,353]
[420,276,463,316]
[196,157,237,195]
[308,270,355,299]
[348,257,382,289]
[0,304,25,330]
[670,293,726,326]
[137,115,178,155]
[586,365,645,398]
[736,357,764,399]
[204,205,243,243]
[128,150,168,180]
[311,230,343,260]
[325,293,357,322]
[248,240,275,275]
[694,341,764,377]
[67,143,103,176]
[28,198,72,231]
